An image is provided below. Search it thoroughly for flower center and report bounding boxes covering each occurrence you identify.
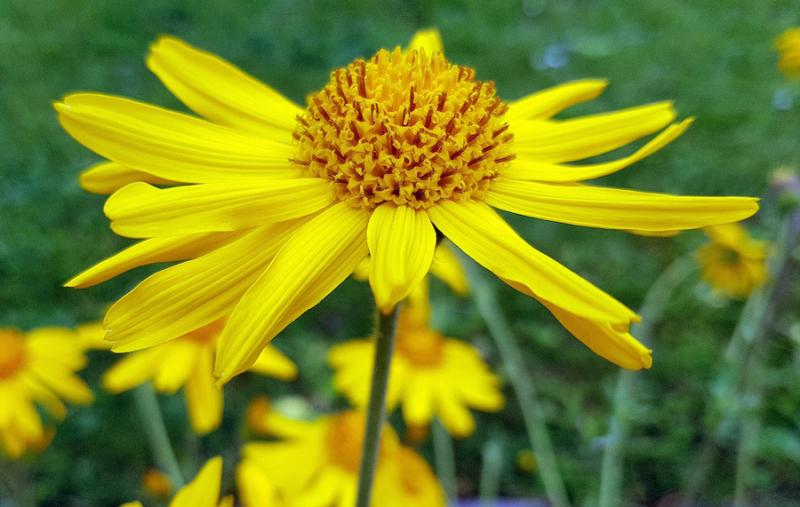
[0,329,27,380]
[293,48,514,210]
[325,411,367,472]
[395,311,445,366]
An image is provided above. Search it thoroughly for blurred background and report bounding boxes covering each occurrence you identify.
[1,0,799,505]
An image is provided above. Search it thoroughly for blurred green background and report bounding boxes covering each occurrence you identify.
[1,0,799,505]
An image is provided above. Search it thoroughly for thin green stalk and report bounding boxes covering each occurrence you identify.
[598,255,696,507]
[479,436,504,507]
[355,305,400,507]
[133,384,184,488]
[432,418,457,502]
[462,254,571,507]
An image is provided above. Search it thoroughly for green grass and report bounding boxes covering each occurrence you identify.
[1,0,799,505]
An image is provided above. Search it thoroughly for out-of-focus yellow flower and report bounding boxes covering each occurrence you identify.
[775,28,800,78]
[103,319,296,434]
[0,327,92,458]
[516,449,537,473]
[58,30,758,383]
[76,321,112,350]
[142,469,173,498]
[122,456,232,507]
[245,396,311,438]
[697,223,768,299]
[330,282,504,437]
[241,409,444,507]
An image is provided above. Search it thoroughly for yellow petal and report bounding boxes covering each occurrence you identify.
[368,205,436,313]
[215,203,369,384]
[437,395,475,437]
[511,102,676,163]
[401,376,435,426]
[507,79,608,121]
[407,28,444,55]
[430,243,469,295]
[106,221,303,352]
[545,303,652,370]
[153,341,201,393]
[427,200,636,325]
[503,119,693,182]
[236,461,281,507]
[66,231,235,288]
[184,351,223,435]
[147,36,302,135]
[55,94,297,184]
[80,162,177,194]
[102,349,164,393]
[105,179,333,238]
[486,178,759,232]
[248,345,298,381]
[169,456,223,507]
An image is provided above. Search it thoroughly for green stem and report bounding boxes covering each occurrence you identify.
[133,384,185,488]
[479,436,504,507]
[598,255,696,507]
[462,254,571,507]
[355,304,400,507]
[432,417,458,502]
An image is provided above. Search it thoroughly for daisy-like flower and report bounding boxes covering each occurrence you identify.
[122,456,232,507]
[329,281,503,436]
[102,319,296,434]
[57,29,758,383]
[775,27,800,78]
[241,409,444,507]
[697,223,768,299]
[0,327,93,458]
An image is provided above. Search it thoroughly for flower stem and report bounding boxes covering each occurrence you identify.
[479,435,504,507]
[598,254,696,507]
[355,304,400,507]
[133,383,185,488]
[461,254,571,507]
[432,417,458,502]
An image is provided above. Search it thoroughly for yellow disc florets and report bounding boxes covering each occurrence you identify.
[293,48,514,210]
[0,329,26,380]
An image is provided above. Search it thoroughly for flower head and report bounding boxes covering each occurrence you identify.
[241,408,444,507]
[330,281,504,436]
[57,30,758,383]
[775,28,800,78]
[697,223,768,299]
[0,327,92,458]
[102,319,296,434]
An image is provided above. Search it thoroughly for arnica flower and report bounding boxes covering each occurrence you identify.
[329,281,504,436]
[242,409,445,507]
[102,319,296,434]
[57,30,758,383]
[122,456,231,507]
[0,327,92,458]
[697,223,768,299]
[775,28,800,78]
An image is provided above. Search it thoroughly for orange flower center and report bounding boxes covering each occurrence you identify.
[395,312,445,367]
[293,47,514,210]
[182,319,226,344]
[0,329,27,379]
[325,411,366,472]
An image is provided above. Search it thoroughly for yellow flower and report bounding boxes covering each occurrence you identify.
[122,456,232,507]
[102,319,296,434]
[775,28,800,78]
[697,223,768,299]
[241,409,444,507]
[57,30,758,383]
[329,281,504,436]
[0,327,92,458]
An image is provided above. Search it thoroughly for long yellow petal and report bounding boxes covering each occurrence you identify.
[544,303,652,370]
[184,353,222,435]
[147,36,301,135]
[503,119,693,182]
[430,243,469,295]
[368,205,436,313]
[105,179,333,238]
[486,178,759,232]
[511,102,676,163]
[427,200,636,325]
[407,28,444,55]
[102,349,164,393]
[237,461,281,507]
[55,94,297,183]
[106,221,304,352]
[80,162,177,194]
[214,203,369,384]
[507,79,608,121]
[66,231,236,288]
[170,456,222,507]
[248,345,298,381]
